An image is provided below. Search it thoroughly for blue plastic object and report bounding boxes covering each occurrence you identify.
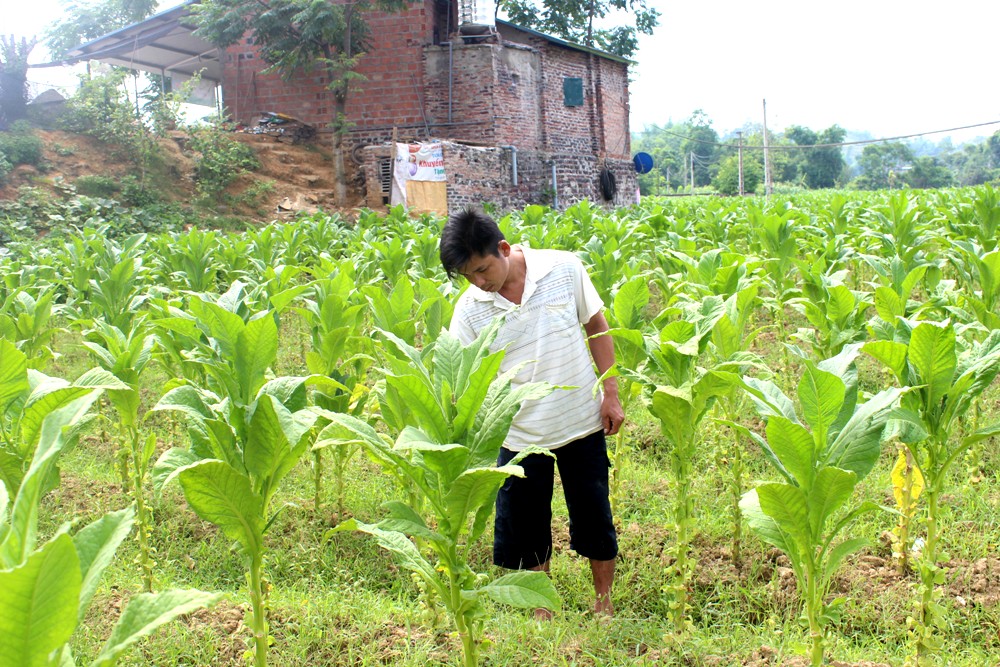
[633,152,654,174]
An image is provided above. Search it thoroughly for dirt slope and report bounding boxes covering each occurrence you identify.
[0,127,363,222]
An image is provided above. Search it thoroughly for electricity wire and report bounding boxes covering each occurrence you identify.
[648,120,1000,151]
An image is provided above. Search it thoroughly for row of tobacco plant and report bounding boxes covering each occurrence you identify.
[0,186,998,665]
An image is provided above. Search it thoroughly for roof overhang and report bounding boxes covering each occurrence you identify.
[496,19,634,65]
[63,1,221,84]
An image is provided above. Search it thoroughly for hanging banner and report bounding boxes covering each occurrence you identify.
[391,142,448,214]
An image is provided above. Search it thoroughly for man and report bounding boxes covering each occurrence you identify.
[440,208,624,617]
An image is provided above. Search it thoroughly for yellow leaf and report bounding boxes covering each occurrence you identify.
[890,449,924,509]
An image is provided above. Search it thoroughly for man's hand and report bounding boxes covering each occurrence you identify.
[601,392,625,436]
[585,311,625,436]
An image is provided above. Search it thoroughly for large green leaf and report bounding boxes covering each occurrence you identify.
[650,385,693,447]
[0,338,28,408]
[72,507,134,623]
[873,286,904,322]
[741,376,799,423]
[188,297,244,360]
[612,276,650,330]
[481,570,561,610]
[756,483,810,550]
[151,448,202,494]
[0,533,81,667]
[243,395,309,492]
[235,314,277,404]
[808,467,856,538]
[19,384,107,458]
[385,373,449,443]
[826,284,857,324]
[442,466,523,540]
[335,519,445,600]
[2,392,101,567]
[177,460,263,555]
[863,340,908,384]
[765,416,816,490]
[376,500,449,548]
[394,427,468,487]
[739,489,792,554]
[453,351,504,439]
[468,376,554,467]
[823,536,869,582]
[150,385,216,423]
[91,589,223,667]
[908,321,956,410]
[824,387,904,480]
[797,365,844,447]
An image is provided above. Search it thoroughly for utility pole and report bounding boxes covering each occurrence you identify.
[762,99,773,197]
[736,130,745,196]
[690,151,695,193]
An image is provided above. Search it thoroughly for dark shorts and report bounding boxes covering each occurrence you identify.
[494,429,619,569]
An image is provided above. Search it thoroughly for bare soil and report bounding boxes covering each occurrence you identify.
[0,127,364,222]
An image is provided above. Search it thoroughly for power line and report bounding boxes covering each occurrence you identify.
[646,119,1000,151]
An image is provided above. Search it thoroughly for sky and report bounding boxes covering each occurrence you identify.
[8,0,1000,144]
[628,0,1000,143]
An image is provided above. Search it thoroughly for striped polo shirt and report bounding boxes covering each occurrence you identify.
[450,245,604,451]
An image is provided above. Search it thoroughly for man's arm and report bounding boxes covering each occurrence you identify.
[584,311,625,436]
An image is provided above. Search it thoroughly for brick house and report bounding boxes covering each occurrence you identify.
[69,0,638,211]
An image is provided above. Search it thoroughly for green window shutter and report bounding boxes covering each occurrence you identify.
[563,77,584,107]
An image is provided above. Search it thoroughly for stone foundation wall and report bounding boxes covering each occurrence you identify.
[361,141,638,213]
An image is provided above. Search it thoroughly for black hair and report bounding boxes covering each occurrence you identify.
[439,208,506,278]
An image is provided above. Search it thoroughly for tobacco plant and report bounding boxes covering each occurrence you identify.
[319,322,559,667]
[863,322,1000,663]
[0,286,64,369]
[81,317,160,591]
[709,284,767,565]
[295,268,372,512]
[737,346,904,666]
[643,295,736,634]
[152,297,323,667]
[0,390,221,667]
[601,275,654,512]
[0,337,127,496]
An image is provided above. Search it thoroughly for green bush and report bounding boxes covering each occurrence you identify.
[74,174,122,198]
[187,123,260,201]
[0,152,11,184]
[0,127,44,167]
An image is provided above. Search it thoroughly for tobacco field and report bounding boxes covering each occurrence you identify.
[1,186,999,667]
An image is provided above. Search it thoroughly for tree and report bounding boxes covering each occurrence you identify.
[45,0,158,58]
[0,35,38,127]
[905,156,953,189]
[713,152,763,196]
[499,0,659,58]
[785,124,846,189]
[681,110,719,187]
[193,0,407,206]
[854,142,913,190]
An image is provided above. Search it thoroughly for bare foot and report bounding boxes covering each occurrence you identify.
[594,595,614,618]
[533,607,554,621]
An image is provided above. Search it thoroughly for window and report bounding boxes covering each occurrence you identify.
[563,77,584,107]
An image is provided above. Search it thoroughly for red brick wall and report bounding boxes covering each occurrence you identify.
[222,2,435,131]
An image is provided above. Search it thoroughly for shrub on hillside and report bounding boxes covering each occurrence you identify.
[187,122,260,201]
[0,121,44,167]
[74,174,122,198]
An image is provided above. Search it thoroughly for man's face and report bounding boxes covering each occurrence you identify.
[459,240,511,293]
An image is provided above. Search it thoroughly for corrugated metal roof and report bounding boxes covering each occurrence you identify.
[63,1,221,84]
